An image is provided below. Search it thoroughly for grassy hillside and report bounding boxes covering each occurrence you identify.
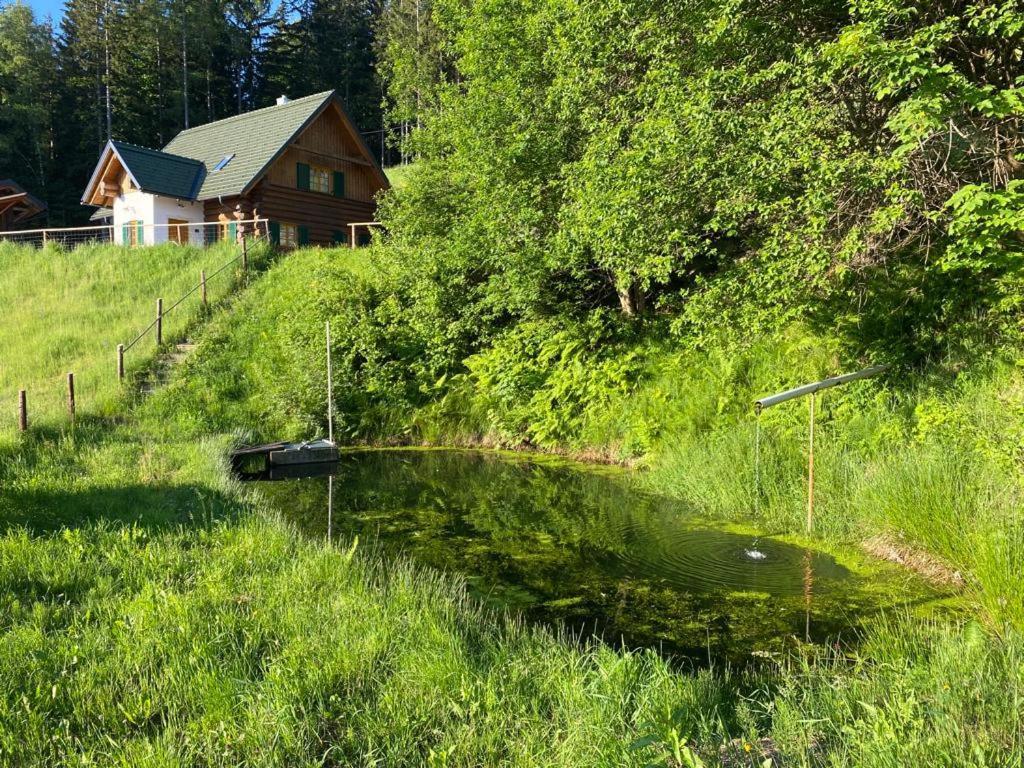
[0,245,746,766]
[148,246,1024,763]
[0,240,256,435]
[152,247,1024,635]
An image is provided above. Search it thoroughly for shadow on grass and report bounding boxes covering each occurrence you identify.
[0,481,241,535]
[0,414,241,535]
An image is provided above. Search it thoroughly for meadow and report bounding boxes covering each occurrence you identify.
[1,242,1022,766]
[0,240,258,434]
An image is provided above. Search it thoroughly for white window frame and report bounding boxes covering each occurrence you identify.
[280,222,298,247]
[310,166,330,194]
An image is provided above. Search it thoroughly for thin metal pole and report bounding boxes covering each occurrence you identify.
[67,372,75,421]
[117,344,124,380]
[755,364,888,413]
[753,414,761,518]
[807,392,815,534]
[326,321,334,444]
[200,269,207,309]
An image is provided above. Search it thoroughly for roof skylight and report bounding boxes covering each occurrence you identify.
[212,154,235,172]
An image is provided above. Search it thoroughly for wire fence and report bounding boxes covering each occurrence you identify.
[117,225,271,378]
[0,218,270,250]
[7,224,272,433]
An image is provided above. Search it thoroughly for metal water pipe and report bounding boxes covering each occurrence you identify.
[754,365,889,413]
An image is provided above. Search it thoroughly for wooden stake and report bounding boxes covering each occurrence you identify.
[242,237,249,272]
[67,372,75,420]
[117,344,125,381]
[200,269,208,309]
[156,298,163,346]
[807,391,815,534]
[17,389,27,432]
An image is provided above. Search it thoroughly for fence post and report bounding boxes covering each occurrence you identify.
[17,389,27,432]
[242,237,249,273]
[156,298,163,346]
[201,269,208,309]
[67,372,75,420]
[117,344,125,381]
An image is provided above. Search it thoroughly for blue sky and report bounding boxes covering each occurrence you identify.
[20,0,64,23]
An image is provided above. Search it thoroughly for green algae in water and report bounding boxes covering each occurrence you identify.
[254,449,942,663]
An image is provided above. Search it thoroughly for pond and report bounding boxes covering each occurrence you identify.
[253,449,939,663]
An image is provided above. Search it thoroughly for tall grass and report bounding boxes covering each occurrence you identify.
[3,244,1023,765]
[614,345,1024,632]
[0,240,262,434]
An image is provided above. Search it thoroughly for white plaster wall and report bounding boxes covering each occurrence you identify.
[113,191,205,245]
[113,190,154,244]
[152,196,205,245]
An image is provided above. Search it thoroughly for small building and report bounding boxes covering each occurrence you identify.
[0,179,47,230]
[81,91,389,247]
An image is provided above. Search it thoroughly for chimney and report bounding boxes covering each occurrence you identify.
[276,95,291,106]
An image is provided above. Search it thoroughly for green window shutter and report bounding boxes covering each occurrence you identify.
[228,221,238,242]
[297,163,310,191]
[121,223,130,244]
[298,225,310,245]
[136,222,144,245]
[332,230,346,244]
[268,221,280,244]
[333,171,345,198]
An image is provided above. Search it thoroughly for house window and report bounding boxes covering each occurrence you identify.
[279,222,298,247]
[310,166,330,194]
[218,221,239,242]
[123,220,143,245]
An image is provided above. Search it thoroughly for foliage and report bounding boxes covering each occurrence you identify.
[0,2,55,196]
[374,0,1022,362]
[2,249,1023,765]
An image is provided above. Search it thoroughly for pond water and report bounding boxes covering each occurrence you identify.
[253,449,937,663]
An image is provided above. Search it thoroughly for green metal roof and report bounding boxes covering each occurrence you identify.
[109,141,205,199]
[162,91,334,200]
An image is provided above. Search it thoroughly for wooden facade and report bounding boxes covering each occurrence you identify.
[206,101,386,246]
[0,180,47,230]
[81,91,388,247]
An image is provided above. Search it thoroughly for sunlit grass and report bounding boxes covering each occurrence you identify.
[0,240,263,435]
[2,244,1023,764]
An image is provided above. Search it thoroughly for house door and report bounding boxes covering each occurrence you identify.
[168,219,189,245]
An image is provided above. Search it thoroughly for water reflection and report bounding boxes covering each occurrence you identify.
[253,449,928,663]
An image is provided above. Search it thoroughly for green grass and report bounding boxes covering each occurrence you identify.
[2,243,1023,765]
[595,340,1024,633]
[0,240,262,434]
[384,163,417,192]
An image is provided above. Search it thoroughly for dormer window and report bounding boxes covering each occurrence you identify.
[212,154,235,172]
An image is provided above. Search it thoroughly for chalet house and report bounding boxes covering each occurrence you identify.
[82,91,389,247]
[0,179,47,230]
